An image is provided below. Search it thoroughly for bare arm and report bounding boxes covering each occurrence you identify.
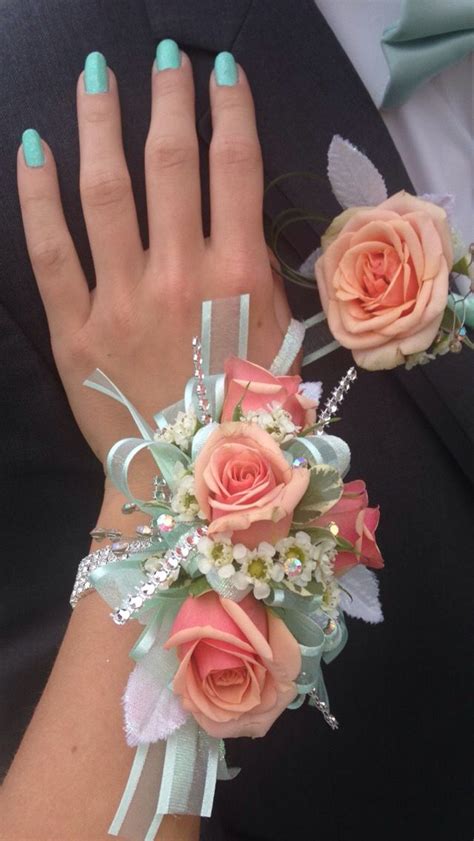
[0,484,200,840]
[1,41,292,839]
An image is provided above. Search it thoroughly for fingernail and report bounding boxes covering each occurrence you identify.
[214,52,238,86]
[22,128,45,167]
[84,51,109,93]
[155,39,181,71]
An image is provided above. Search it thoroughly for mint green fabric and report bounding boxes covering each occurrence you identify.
[381,0,474,108]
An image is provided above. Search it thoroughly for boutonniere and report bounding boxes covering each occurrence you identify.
[318,137,474,370]
[269,136,473,371]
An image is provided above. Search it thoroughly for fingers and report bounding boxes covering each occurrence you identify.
[145,43,203,261]
[17,131,90,338]
[209,54,265,256]
[77,53,144,286]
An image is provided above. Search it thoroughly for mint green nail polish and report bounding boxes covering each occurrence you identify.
[84,51,108,93]
[214,52,238,86]
[155,39,181,71]
[22,129,45,167]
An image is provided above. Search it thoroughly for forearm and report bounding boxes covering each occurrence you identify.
[0,484,200,841]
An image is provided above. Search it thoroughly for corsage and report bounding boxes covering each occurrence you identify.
[76,294,384,840]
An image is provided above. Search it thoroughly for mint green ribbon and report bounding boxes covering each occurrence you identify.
[284,432,351,478]
[277,609,347,707]
[381,0,474,108]
[108,719,225,841]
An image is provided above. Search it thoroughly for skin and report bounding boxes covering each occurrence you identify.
[0,50,295,840]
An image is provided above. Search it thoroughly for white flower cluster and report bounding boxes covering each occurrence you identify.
[170,463,205,522]
[154,410,198,452]
[196,530,341,611]
[242,404,300,444]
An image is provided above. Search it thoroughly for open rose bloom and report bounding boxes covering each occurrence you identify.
[164,591,301,739]
[194,421,310,548]
[315,191,454,370]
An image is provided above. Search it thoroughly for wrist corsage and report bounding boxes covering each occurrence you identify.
[81,295,384,840]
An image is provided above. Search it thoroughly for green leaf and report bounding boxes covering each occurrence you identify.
[452,255,471,278]
[232,381,251,422]
[292,464,343,524]
[296,526,336,542]
[303,579,324,596]
[188,576,212,597]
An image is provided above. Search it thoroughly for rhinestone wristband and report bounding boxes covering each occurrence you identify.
[70,537,152,609]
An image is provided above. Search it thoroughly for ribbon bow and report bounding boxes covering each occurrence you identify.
[381,0,474,108]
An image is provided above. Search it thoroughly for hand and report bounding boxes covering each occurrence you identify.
[17,47,292,471]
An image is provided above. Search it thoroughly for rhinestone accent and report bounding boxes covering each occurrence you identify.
[309,689,339,729]
[110,525,209,625]
[69,537,152,609]
[136,524,152,536]
[284,556,303,579]
[192,336,212,424]
[316,367,358,434]
[157,514,175,532]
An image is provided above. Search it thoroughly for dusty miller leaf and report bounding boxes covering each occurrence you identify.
[328,135,388,209]
[293,464,343,524]
[338,565,383,624]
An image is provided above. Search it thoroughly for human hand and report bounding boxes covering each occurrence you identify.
[17,46,292,472]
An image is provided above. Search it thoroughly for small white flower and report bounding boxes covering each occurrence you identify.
[154,410,198,452]
[170,470,205,522]
[242,405,300,444]
[197,535,236,579]
[276,531,338,592]
[231,543,282,600]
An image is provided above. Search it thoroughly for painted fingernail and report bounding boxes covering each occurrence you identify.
[84,51,109,93]
[214,52,238,86]
[22,128,45,168]
[155,39,181,71]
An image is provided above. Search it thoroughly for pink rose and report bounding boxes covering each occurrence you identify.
[164,591,301,738]
[315,480,384,574]
[194,422,310,548]
[315,191,453,370]
[222,357,318,429]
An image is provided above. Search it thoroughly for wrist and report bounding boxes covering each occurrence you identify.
[91,477,153,554]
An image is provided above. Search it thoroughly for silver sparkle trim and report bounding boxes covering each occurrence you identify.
[309,689,339,729]
[269,319,306,376]
[192,336,212,424]
[111,525,208,625]
[316,366,357,435]
[70,538,152,609]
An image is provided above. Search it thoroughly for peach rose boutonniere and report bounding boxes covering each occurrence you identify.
[164,590,301,739]
[279,135,473,372]
[315,191,454,370]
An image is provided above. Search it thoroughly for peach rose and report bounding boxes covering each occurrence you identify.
[315,191,453,370]
[194,422,310,548]
[315,480,384,574]
[222,357,318,429]
[164,591,301,738]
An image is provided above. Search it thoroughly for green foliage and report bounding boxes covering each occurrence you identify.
[293,464,343,524]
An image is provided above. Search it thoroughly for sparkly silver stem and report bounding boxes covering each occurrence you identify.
[192,336,212,424]
[309,689,339,730]
[316,366,357,435]
[111,525,208,625]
